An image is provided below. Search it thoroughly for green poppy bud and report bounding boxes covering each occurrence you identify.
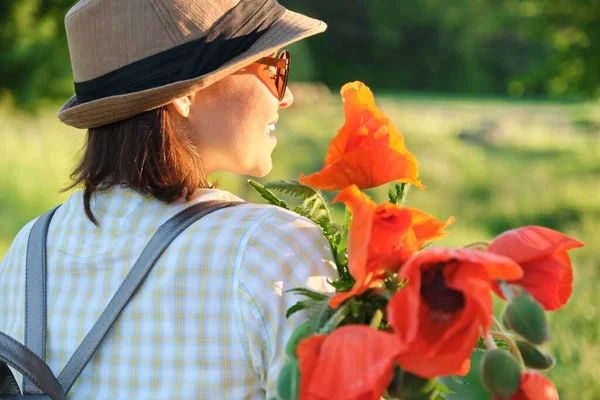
[277,359,300,400]
[481,349,522,400]
[387,366,438,399]
[515,340,556,370]
[285,322,313,358]
[502,294,550,345]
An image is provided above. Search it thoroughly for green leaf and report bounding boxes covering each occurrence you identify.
[438,350,492,400]
[286,288,329,301]
[265,180,336,238]
[388,187,399,204]
[265,179,320,199]
[247,179,289,209]
[285,302,308,319]
[388,183,411,205]
[329,275,355,292]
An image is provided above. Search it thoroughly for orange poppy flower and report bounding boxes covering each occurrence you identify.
[489,226,584,310]
[387,248,523,378]
[494,371,559,400]
[329,185,454,308]
[299,81,423,190]
[297,325,404,400]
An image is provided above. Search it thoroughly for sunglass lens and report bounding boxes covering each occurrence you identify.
[277,51,289,101]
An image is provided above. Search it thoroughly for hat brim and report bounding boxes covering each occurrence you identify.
[57,9,326,129]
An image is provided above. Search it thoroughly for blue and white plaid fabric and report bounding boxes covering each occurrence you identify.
[0,186,336,399]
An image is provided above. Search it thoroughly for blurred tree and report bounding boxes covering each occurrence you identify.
[503,0,600,99]
[0,0,598,110]
[0,0,73,110]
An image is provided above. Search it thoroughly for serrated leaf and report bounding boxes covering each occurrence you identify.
[329,275,354,292]
[286,302,308,318]
[248,179,288,209]
[388,187,399,204]
[286,288,329,301]
[388,183,411,206]
[265,180,319,199]
[438,350,492,400]
[266,180,334,228]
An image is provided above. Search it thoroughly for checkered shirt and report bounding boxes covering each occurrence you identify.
[0,186,337,399]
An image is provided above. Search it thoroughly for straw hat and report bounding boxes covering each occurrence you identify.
[57,0,327,129]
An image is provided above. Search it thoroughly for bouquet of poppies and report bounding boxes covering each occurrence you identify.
[249,81,583,400]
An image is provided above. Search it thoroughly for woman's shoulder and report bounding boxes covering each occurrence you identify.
[231,203,328,243]
[233,203,337,290]
[0,216,38,267]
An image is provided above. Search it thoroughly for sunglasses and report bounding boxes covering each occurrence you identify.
[254,50,290,101]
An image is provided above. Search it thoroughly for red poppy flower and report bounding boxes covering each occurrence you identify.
[329,185,454,308]
[387,248,523,378]
[489,226,584,310]
[299,81,423,190]
[297,325,404,400]
[494,371,559,400]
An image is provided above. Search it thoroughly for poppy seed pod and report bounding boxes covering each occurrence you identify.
[503,294,550,345]
[277,359,300,400]
[481,349,522,400]
[515,340,556,371]
[285,322,313,358]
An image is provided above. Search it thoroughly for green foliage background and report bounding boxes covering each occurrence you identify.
[1,0,599,107]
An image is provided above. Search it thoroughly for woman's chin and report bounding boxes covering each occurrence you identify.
[247,158,273,178]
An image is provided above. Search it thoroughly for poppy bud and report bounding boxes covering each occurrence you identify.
[503,294,550,345]
[277,359,300,400]
[515,340,556,370]
[481,349,522,400]
[285,322,313,358]
[387,367,438,400]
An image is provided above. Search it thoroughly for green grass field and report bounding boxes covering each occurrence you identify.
[1,91,599,398]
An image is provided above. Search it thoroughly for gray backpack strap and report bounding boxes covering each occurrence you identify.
[23,206,61,395]
[0,331,65,400]
[56,200,245,394]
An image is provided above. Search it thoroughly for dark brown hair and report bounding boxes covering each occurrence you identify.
[66,106,212,225]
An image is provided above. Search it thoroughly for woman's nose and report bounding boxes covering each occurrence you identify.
[279,87,294,109]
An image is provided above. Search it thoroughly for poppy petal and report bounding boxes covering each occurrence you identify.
[299,81,423,190]
[507,371,559,400]
[388,249,518,378]
[332,185,376,282]
[394,301,481,377]
[300,143,423,190]
[489,226,583,264]
[399,248,523,282]
[297,335,327,399]
[298,326,404,400]
[493,251,573,310]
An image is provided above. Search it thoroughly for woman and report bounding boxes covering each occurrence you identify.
[0,0,336,398]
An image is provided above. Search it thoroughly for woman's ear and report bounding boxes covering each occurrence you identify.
[169,93,195,118]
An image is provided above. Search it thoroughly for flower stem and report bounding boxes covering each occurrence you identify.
[490,331,525,367]
[369,310,383,329]
[484,333,498,350]
[318,303,349,334]
[498,280,515,302]
[492,316,506,332]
